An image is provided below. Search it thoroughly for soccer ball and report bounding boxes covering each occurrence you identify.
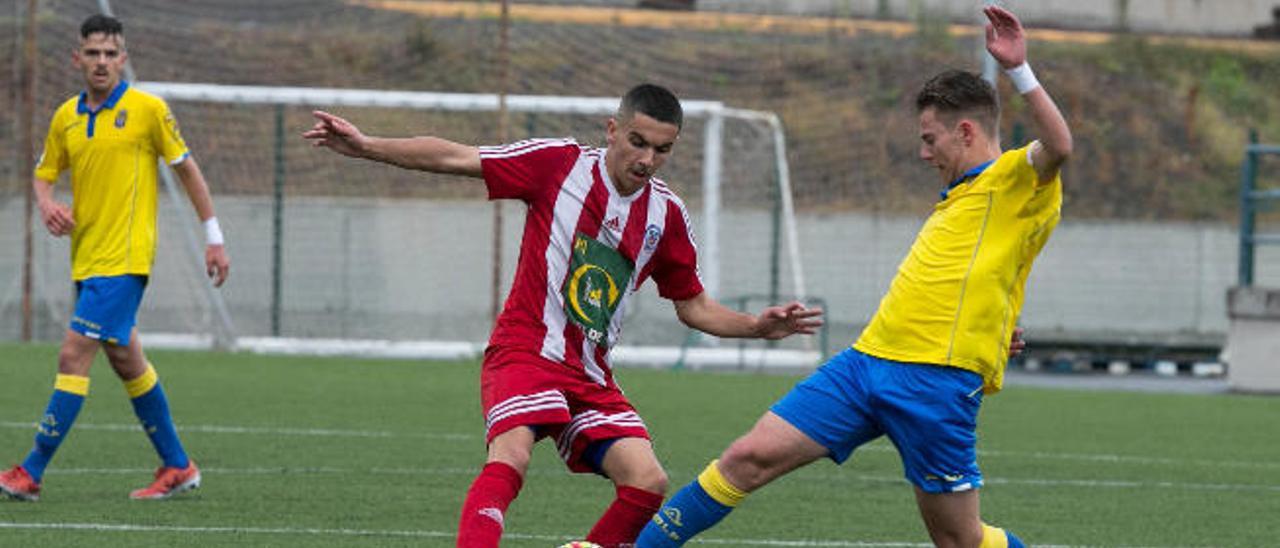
[557,542,603,548]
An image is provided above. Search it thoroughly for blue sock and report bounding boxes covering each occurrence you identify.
[126,365,189,469]
[1007,529,1026,548]
[636,461,744,547]
[22,374,90,483]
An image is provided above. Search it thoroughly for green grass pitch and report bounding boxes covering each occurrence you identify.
[1,343,1277,547]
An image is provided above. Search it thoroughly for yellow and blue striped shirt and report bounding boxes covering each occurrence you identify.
[35,82,190,281]
[854,144,1062,393]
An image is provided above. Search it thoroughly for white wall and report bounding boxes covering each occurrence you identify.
[4,195,1269,350]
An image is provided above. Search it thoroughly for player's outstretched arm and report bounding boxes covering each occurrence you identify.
[304,110,482,178]
[674,292,823,340]
[173,158,230,287]
[984,5,1072,182]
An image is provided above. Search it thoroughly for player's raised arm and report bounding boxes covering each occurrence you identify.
[673,292,823,340]
[984,5,1072,182]
[303,110,482,177]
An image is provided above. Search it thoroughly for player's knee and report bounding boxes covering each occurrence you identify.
[627,465,669,494]
[646,466,669,493]
[718,437,775,492]
[486,431,535,473]
[56,344,93,375]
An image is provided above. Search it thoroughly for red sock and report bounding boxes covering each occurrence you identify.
[457,462,524,548]
[585,485,665,547]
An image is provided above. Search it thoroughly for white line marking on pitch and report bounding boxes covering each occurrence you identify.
[0,521,926,546]
[858,443,1280,470]
[45,466,1280,493]
[4,421,1274,471]
[0,421,474,441]
[0,521,1194,547]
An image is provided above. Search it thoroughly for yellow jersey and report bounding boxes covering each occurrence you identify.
[35,82,190,281]
[853,144,1061,393]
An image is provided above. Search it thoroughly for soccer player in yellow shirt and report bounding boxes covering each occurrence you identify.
[638,6,1071,547]
[0,14,229,502]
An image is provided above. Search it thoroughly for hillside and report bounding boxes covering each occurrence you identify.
[4,0,1280,220]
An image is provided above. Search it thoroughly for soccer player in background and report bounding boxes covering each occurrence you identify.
[637,6,1071,547]
[304,83,823,548]
[0,14,229,502]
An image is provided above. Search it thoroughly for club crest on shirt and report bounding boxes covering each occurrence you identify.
[114,109,128,128]
[564,233,634,346]
[644,224,662,252]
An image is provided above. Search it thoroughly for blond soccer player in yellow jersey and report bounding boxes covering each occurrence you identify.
[638,6,1070,548]
[0,14,229,502]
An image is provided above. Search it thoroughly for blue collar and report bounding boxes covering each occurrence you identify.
[940,159,995,200]
[77,80,130,115]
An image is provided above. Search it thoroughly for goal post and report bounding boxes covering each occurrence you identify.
[133,81,815,367]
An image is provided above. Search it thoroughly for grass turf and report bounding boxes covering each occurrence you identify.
[0,342,1276,547]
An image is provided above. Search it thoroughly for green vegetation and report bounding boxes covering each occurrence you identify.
[4,4,1280,219]
[1,343,1277,546]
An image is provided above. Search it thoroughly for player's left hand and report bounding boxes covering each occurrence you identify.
[755,302,824,340]
[1008,326,1026,358]
[984,5,1027,69]
[206,244,230,287]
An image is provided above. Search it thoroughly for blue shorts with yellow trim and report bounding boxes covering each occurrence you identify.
[70,275,147,346]
[770,347,985,493]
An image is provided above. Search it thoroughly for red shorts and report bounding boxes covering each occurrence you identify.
[481,347,649,473]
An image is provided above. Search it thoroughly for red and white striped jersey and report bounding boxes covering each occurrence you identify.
[479,138,704,384]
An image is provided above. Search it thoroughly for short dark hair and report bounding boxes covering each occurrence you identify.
[80,14,124,40]
[619,83,683,130]
[916,70,999,136]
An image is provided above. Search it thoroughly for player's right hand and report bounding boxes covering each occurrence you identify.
[38,199,74,237]
[303,110,367,158]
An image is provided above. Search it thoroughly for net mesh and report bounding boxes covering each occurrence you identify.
[3,0,1276,353]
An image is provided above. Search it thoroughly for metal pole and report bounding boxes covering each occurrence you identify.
[768,149,781,307]
[272,104,285,336]
[701,110,723,301]
[979,0,997,86]
[20,0,38,342]
[1238,129,1259,286]
[491,0,511,323]
[767,173,780,350]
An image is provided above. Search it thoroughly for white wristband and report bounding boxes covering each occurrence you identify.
[1004,62,1041,95]
[204,217,225,246]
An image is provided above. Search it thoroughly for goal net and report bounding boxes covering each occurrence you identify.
[3,77,815,367]
[131,82,814,367]
[1,0,992,369]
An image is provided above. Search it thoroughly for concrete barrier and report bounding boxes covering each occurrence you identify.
[1225,286,1280,393]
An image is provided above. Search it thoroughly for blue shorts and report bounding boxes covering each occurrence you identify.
[70,275,147,346]
[770,347,985,493]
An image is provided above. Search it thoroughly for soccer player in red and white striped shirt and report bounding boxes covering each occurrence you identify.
[305,84,823,548]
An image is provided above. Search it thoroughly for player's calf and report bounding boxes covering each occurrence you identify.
[634,460,747,547]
